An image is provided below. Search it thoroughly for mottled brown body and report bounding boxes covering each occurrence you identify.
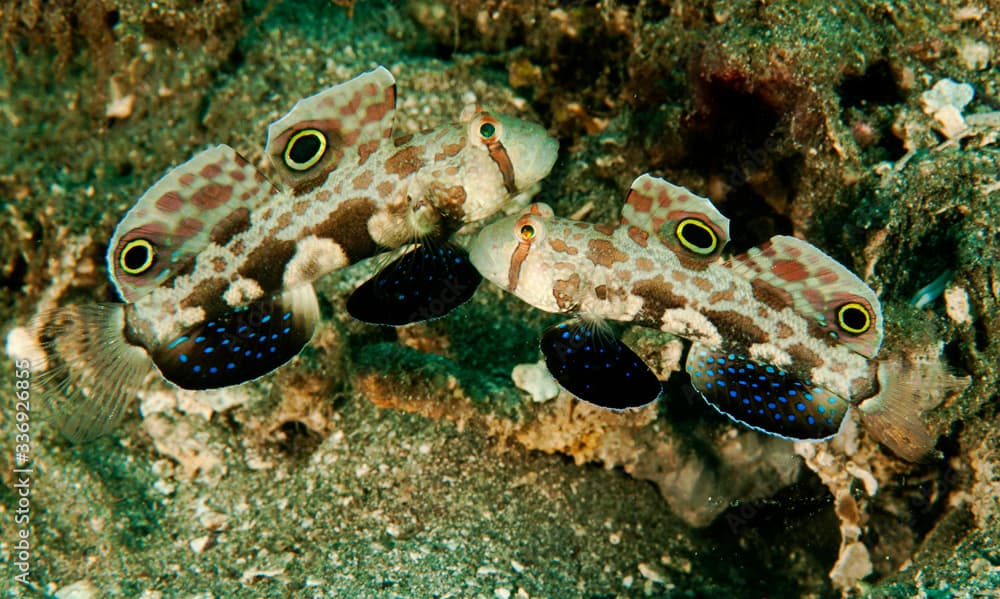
[113,67,557,349]
[471,175,884,410]
[25,66,558,442]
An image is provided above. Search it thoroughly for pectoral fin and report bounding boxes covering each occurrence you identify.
[347,242,481,326]
[540,320,661,410]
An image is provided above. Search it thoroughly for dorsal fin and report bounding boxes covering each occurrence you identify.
[265,66,397,194]
[622,174,730,264]
[727,235,883,358]
[108,144,280,303]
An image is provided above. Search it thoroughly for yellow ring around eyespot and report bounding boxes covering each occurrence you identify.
[284,129,327,171]
[519,224,536,241]
[837,302,871,335]
[676,218,718,255]
[120,239,155,275]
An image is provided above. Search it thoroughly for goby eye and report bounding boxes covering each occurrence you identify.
[836,302,872,335]
[476,116,501,143]
[519,224,535,240]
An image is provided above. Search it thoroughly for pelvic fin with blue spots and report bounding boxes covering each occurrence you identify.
[540,320,662,410]
[347,241,482,326]
[684,343,848,440]
[150,285,319,390]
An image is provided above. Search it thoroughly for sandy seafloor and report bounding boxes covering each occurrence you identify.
[1,1,999,597]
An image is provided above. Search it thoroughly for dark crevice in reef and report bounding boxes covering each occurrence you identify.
[550,29,629,98]
[104,8,120,29]
[893,221,962,301]
[676,70,809,246]
[837,59,908,162]
[274,420,325,459]
[220,45,245,75]
[861,419,968,579]
[942,339,969,375]
[681,77,782,176]
[0,247,28,292]
[836,59,905,109]
[661,368,710,425]
[632,0,674,23]
[116,161,134,177]
[916,430,962,535]
[872,122,907,162]
[719,184,796,255]
[704,467,839,598]
[973,316,990,353]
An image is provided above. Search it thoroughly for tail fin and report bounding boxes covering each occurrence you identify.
[16,304,153,443]
[858,352,970,461]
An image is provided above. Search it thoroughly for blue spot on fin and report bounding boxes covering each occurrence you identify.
[540,320,661,410]
[150,285,319,390]
[684,343,848,441]
[347,241,481,326]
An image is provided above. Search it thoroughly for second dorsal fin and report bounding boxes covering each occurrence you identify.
[107,144,280,303]
[727,235,883,358]
[265,66,397,194]
[686,343,849,441]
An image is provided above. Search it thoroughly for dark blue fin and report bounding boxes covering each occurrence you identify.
[685,343,848,440]
[540,320,661,410]
[151,285,319,390]
[347,242,481,326]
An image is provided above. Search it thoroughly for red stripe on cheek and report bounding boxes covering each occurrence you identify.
[486,140,517,194]
[508,241,531,291]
